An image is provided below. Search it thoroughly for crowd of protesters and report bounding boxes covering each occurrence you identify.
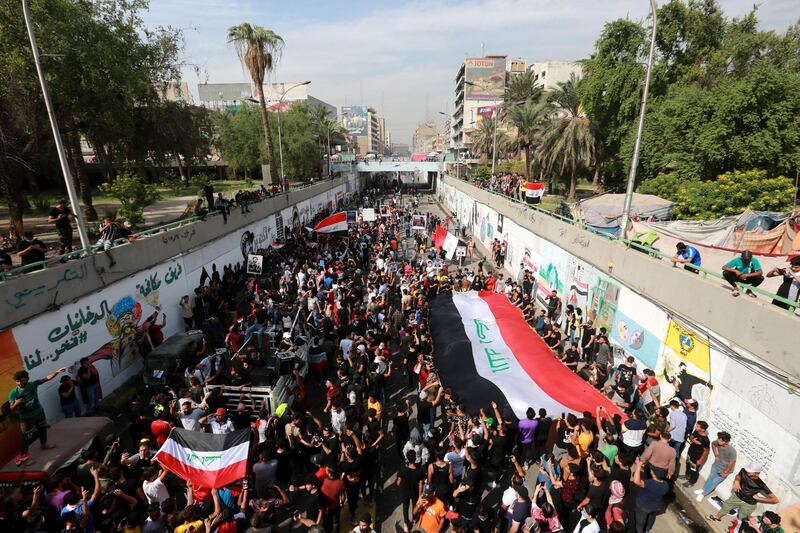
[468,174,526,202]
[2,182,786,533]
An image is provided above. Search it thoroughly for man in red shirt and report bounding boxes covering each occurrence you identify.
[320,466,345,532]
[146,312,167,347]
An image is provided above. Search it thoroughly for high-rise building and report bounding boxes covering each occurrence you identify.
[413,121,439,153]
[528,61,583,90]
[341,106,383,154]
[452,55,507,154]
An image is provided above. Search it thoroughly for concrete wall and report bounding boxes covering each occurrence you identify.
[441,177,797,380]
[0,175,360,463]
[438,176,800,506]
[0,177,355,330]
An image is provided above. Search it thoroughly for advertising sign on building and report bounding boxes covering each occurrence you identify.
[477,105,496,122]
[341,106,368,136]
[465,57,506,100]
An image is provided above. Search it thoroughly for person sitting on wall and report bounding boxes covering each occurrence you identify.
[722,250,764,298]
[672,242,702,273]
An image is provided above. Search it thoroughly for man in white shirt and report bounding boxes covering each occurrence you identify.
[209,408,235,434]
[339,335,354,361]
[142,465,170,505]
[176,400,207,431]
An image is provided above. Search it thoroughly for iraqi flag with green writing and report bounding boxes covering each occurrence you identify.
[430,291,623,419]
[154,428,251,488]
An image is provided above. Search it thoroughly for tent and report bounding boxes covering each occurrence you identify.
[577,193,675,234]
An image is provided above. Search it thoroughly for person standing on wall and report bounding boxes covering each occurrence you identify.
[48,198,76,256]
[77,357,101,412]
[8,367,66,466]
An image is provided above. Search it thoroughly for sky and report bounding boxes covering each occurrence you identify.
[143,0,800,145]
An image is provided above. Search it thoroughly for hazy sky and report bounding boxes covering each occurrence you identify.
[143,0,799,145]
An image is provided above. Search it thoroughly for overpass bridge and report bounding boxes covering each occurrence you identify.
[332,161,443,174]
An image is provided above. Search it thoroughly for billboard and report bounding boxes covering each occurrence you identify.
[465,57,506,101]
[341,106,368,136]
[476,104,496,122]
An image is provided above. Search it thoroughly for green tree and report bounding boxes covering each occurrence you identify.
[539,75,597,199]
[0,0,184,234]
[311,106,346,177]
[227,23,284,184]
[214,105,265,177]
[672,170,795,219]
[506,100,547,179]
[470,119,509,166]
[270,103,322,180]
[505,71,543,106]
[99,172,160,227]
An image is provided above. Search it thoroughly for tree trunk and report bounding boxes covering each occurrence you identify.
[257,95,278,184]
[6,186,27,241]
[175,153,188,184]
[67,129,97,220]
[568,166,577,200]
[523,146,531,180]
[592,161,602,190]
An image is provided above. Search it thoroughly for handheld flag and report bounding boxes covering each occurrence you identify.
[155,428,250,488]
[313,212,348,233]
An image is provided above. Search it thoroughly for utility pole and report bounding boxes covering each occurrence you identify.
[23,0,90,251]
[619,0,658,240]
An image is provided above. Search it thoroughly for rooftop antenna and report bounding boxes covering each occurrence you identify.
[481,41,485,57]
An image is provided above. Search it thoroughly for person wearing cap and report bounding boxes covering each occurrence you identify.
[209,408,235,434]
[48,198,76,255]
[58,374,82,419]
[767,255,800,309]
[410,484,446,533]
[722,250,764,297]
[707,462,779,523]
[673,242,702,273]
[696,430,737,501]
[683,420,710,487]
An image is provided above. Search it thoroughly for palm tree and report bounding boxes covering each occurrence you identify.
[227,23,284,183]
[311,107,346,176]
[506,100,547,179]
[538,74,597,200]
[470,119,508,166]
[504,71,543,106]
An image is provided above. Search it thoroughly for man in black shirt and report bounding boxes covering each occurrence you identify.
[0,250,12,272]
[17,231,47,270]
[48,199,75,254]
[561,342,580,372]
[683,421,710,487]
[396,450,424,529]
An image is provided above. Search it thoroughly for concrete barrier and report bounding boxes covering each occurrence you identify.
[0,177,355,330]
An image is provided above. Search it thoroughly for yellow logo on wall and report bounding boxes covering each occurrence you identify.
[664,320,710,373]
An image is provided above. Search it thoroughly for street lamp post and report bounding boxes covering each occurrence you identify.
[620,0,658,240]
[22,0,91,252]
[249,80,310,185]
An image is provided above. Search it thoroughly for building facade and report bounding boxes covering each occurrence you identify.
[413,121,439,153]
[528,61,583,90]
[341,106,384,154]
[452,55,507,154]
[197,82,335,115]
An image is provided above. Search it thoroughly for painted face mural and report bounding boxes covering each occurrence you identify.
[105,296,143,375]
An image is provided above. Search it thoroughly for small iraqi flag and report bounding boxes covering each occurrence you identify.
[429,291,623,419]
[313,212,348,233]
[155,428,251,488]
[524,182,545,204]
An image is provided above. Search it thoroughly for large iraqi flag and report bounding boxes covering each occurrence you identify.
[155,428,251,488]
[313,212,348,233]
[430,291,623,419]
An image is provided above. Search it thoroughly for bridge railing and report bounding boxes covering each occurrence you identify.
[0,181,324,282]
[445,175,800,315]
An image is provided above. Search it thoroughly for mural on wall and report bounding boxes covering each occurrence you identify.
[438,176,800,501]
